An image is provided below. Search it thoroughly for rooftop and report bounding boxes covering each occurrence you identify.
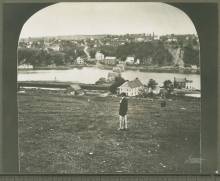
[105,56,116,60]
[70,84,81,90]
[108,72,120,77]
[120,78,143,89]
[174,77,193,83]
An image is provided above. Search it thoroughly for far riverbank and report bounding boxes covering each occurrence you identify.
[18,64,200,74]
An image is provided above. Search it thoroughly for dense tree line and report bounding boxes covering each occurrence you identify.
[183,45,200,66]
[18,47,86,67]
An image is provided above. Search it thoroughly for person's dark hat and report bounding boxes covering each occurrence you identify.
[121,92,126,97]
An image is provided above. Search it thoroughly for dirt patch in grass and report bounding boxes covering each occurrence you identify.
[18,90,201,173]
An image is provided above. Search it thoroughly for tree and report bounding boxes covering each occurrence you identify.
[152,44,173,66]
[50,52,65,66]
[147,79,158,96]
[147,79,158,90]
[183,45,200,66]
[138,86,148,98]
[163,80,174,95]
[62,47,77,63]
[109,76,126,94]
[100,45,117,57]
[89,49,97,59]
[17,48,41,66]
[95,77,107,85]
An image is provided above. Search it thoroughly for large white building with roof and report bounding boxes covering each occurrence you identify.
[118,78,144,96]
[95,51,105,61]
[125,56,135,65]
[105,56,117,65]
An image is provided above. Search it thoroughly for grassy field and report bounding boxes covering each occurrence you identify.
[18,89,201,173]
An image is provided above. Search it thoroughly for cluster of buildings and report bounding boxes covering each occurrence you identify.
[95,51,117,65]
[18,33,199,69]
[19,38,61,51]
[95,51,140,66]
[160,34,199,44]
[20,33,199,49]
[100,33,160,46]
[173,77,193,89]
[17,64,34,70]
[19,33,199,51]
[116,77,194,97]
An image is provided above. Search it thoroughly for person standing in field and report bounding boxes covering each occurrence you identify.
[118,92,128,130]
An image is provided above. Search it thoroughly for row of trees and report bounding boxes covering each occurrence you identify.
[183,45,200,66]
[18,48,66,67]
[18,47,87,67]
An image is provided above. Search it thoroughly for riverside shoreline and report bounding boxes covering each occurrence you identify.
[18,64,200,74]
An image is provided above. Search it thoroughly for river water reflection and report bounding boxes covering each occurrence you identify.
[18,67,200,90]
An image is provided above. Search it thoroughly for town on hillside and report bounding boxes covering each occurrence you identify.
[18,33,200,74]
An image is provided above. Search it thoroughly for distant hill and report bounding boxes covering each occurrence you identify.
[20,35,108,41]
[56,35,108,40]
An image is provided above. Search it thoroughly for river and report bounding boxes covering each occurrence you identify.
[17,67,201,90]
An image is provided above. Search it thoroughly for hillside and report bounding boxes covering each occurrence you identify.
[167,47,184,67]
[18,35,200,68]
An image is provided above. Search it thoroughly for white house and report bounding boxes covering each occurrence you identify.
[105,56,117,65]
[135,59,140,65]
[136,37,145,42]
[51,44,60,51]
[185,80,193,89]
[166,38,178,42]
[153,35,160,40]
[95,51,105,61]
[18,64,33,70]
[191,65,198,69]
[76,57,85,64]
[174,77,193,89]
[69,84,84,96]
[125,56,135,65]
[44,42,60,51]
[118,78,144,97]
[113,64,125,72]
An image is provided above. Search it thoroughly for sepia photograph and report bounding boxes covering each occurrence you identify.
[17,2,201,174]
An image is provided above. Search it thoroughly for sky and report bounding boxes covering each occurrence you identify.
[19,2,197,38]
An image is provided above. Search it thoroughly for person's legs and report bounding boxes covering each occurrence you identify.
[119,115,123,130]
[124,115,128,129]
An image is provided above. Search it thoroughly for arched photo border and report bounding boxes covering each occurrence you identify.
[0,1,218,177]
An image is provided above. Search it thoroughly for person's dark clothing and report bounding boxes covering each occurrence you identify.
[119,98,128,116]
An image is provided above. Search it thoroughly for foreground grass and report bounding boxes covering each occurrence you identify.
[18,90,200,173]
